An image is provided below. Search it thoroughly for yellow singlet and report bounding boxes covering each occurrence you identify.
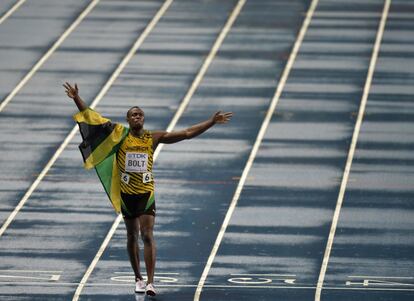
[116,130,154,194]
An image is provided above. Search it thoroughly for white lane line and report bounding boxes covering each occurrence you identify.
[230,274,296,277]
[0,270,63,273]
[193,0,319,300]
[349,276,414,279]
[0,0,173,238]
[72,1,244,300]
[2,281,414,292]
[153,0,246,158]
[113,272,179,275]
[0,0,100,112]
[0,274,60,281]
[314,1,391,300]
[0,0,26,25]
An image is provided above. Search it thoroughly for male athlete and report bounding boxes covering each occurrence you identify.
[64,82,232,296]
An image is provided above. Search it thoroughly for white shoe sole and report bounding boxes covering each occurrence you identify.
[146,290,156,296]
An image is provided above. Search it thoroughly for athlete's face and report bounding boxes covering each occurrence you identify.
[127,107,145,129]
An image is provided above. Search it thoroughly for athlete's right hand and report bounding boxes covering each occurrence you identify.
[63,82,79,99]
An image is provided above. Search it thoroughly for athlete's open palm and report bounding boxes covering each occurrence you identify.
[212,111,233,124]
[63,82,79,99]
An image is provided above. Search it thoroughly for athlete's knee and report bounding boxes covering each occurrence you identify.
[140,229,154,246]
[127,230,139,243]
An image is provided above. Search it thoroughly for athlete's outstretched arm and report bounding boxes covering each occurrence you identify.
[152,111,233,147]
[63,82,87,111]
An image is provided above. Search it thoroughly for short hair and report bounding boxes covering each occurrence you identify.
[126,106,143,118]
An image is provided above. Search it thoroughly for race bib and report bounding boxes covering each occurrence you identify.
[125,152,148,173]
[121,172,152,184]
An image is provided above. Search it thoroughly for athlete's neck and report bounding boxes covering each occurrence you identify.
[130,128,144,137]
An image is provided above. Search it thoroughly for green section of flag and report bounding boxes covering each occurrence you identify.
[74,108,129,213]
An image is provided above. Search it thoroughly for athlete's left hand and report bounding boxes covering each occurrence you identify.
[212,111,233,124]
[63,82,79,100]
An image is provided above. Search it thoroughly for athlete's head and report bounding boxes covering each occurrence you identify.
[126,106,145,130]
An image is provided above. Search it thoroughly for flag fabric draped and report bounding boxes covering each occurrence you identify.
[73,108,129,213]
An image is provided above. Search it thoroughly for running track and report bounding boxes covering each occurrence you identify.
[0,0,413,300]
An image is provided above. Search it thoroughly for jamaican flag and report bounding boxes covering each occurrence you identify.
[73,108,129,213]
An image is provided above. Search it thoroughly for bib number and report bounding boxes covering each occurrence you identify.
[143,172,152,183]
[121,172,152,184]
[125,152,148,173]
[121,173,130,184]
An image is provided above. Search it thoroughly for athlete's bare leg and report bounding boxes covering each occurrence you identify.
[139,215,156,284]
[124,217,143,281]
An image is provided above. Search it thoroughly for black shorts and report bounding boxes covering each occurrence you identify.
[121,192,156,219]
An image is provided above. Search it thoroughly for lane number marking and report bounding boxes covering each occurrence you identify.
[346,276,414,287]
[228,273,296,285]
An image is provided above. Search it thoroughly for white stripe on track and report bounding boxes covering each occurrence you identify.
[193,0,320,300]
[0,0,26,25]
[314,1,391,300]
[72,1,245,299]
[0,0,100,112]
[0,0,173,238]
[153,0,246,158]
[3,282,414,292]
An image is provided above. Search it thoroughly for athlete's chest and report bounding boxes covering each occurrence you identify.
[121,132,153,152]
[119,132,153,174]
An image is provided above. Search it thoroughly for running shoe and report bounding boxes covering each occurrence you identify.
[135,279,146,293]
[146,283,156,296]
